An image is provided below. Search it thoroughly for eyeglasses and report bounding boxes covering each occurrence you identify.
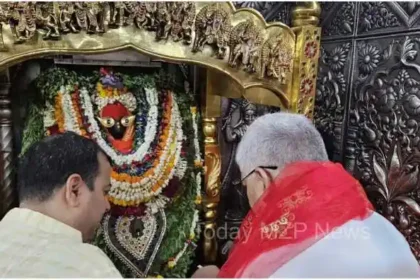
[241,166,278,184]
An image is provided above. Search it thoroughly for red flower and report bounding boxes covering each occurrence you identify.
[304,41,318,59]
[300,78,314,96]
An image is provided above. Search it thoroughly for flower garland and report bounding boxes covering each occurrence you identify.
[54,92,65,133]
[80,86,159,166]
[107,92,183,206]
[60,86,83,135]
[191,106,203,205]
[24,68,203,278]
[190,107,202,167]
[43,102,56,130]
[94,83,138,112]
[71,92,88,137]
[167,208,200,269]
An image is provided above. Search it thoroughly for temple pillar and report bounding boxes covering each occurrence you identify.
[202,70,222,264]
[291,1,322,119]
[0,69,15,218]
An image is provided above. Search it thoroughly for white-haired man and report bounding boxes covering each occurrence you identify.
[193,112,419,278]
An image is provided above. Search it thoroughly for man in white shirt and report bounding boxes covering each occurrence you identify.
[0,132,122,278]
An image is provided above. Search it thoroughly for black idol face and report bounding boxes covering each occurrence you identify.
[98,115,135,140]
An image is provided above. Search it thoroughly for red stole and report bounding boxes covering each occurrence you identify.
[218,161,373,278]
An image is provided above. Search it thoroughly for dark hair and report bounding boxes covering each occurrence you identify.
[18,131,109,202]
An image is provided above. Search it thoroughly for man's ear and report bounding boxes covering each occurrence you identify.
[64,174,84,207]
[254,168,274,191]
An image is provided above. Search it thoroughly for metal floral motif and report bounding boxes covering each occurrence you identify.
[314,42,350,159]
[304,41,318,59]
[400,2,420,16]
[322,2,355,37]
[369,143,420,251]
[329,45,349,72]
[358,2,400,33]
[358,43,380,75]
[319,2,420,262]
[233,2,295,25]
[300,78,313,96]
[350,36,420,260]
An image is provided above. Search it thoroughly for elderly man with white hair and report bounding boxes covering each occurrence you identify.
[193,112,419,278]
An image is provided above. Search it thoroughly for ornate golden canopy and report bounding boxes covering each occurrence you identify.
[0,1,320,113]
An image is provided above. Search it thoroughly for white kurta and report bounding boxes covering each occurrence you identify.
[0,208,122,278]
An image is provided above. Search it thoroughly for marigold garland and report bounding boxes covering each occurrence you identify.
[71,92,87,137]
[54,92,65,133]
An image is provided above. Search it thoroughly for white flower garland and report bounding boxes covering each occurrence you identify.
[60,86,82,135]
[191,108,202,165]
[196,172,202,200]
[145,195,170,215]
[94,91,138,112]
[168,209,200,268]
[80,87,159,166]
[109,93,184,203]
[175,159,188,180]
[191,107,203,204]
[43,101,56,128]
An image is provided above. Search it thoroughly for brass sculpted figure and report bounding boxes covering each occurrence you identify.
[35,3,60,40]
[0,4,9,49]
[85,2,106,34]
[155,3,171,41]
[192,3,231,59]
[170,2,195,45]
[58,2,77,33]
[228,19,263,71]
[8,2,37,43]
[252,33,293,83]
[109,2,126,28]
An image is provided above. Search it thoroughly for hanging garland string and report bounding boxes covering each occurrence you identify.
[22,67,203,278]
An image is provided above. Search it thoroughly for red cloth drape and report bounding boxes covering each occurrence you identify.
[218,161,373,278]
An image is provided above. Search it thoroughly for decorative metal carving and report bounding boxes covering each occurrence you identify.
[227,19,263,71]
[0,69,14,218]
[319,2,420,262]
[203,116,221,263]
[252,31,293,83]
[358,2,400,33]
[0,2,295,87]
[347,35,420,260]
[321,2,355,37]
[234,2,295,25]
[272,4,295,26]
[293,27,321,118]
[314,42,350,160]
[0,1,318,114]
[193,3,231,59]
[400,2,420,16]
